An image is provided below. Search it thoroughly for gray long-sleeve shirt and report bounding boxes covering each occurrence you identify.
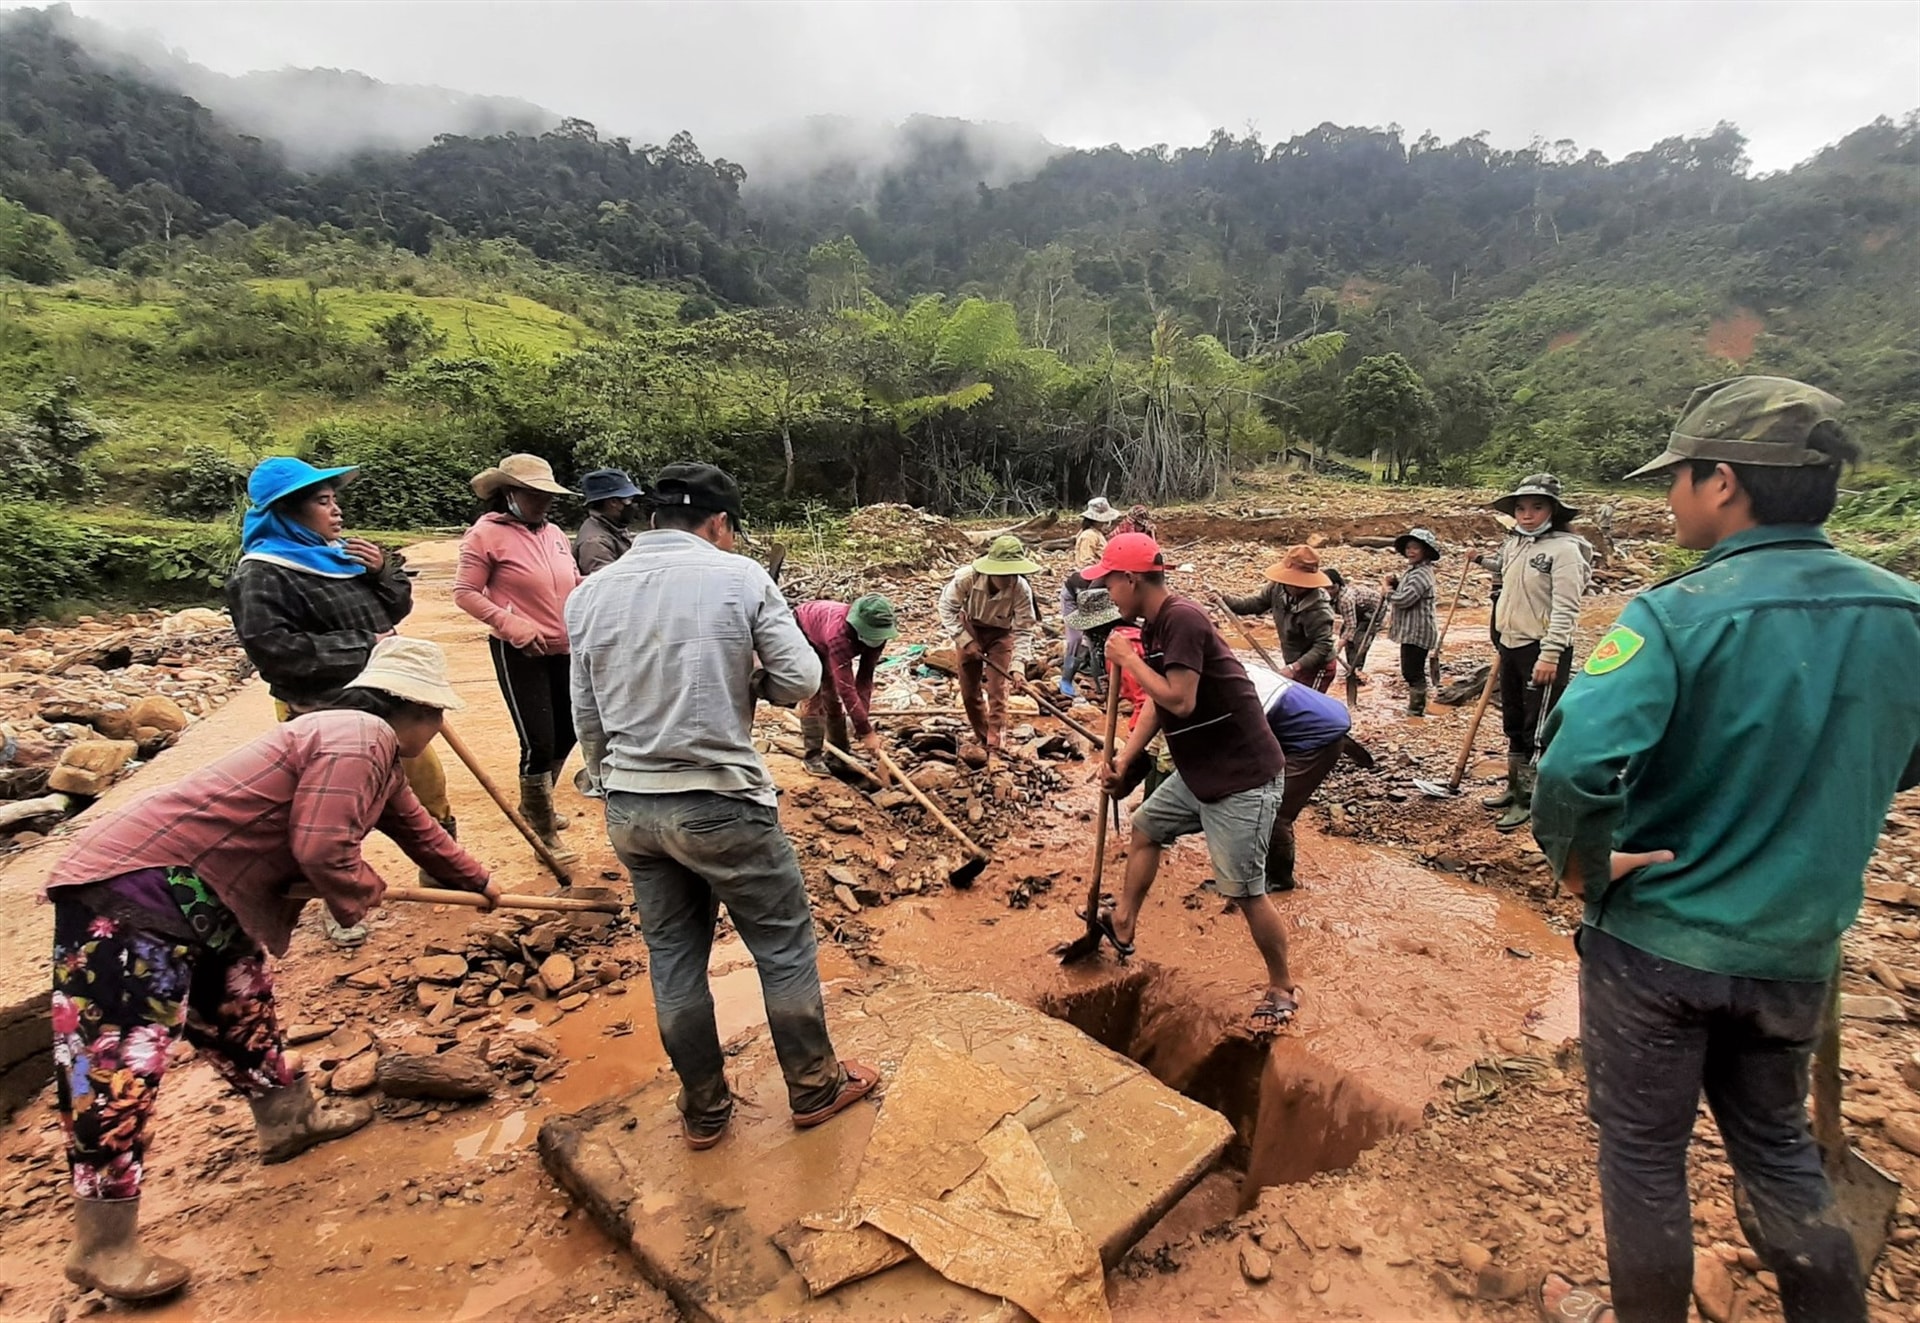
[1222,582,1337,674]
[566,529,820,807]
[1483,530,1593,661]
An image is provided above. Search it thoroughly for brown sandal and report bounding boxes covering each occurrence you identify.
[793,1060,881,1129]
[1534,1272,1613,1323]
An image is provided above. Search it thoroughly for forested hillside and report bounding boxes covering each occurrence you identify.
[1,0,1915,596]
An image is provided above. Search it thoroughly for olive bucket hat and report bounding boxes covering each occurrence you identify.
[847,594,899,647]
[972,535,1042,576]
[1491,473,1580,520]
[1393,528,1444,561]
[1624,376,1847,481]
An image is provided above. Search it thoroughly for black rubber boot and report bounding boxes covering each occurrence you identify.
[1482,754,1523,810]
[1407,687,1428,717]
[1496,763,1535,833]
[800,715,831,776]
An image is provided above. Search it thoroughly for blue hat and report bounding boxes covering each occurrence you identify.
[581,468,642,503]
[247,457,358,512]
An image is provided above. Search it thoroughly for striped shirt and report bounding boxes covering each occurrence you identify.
[1386,561,1440,650]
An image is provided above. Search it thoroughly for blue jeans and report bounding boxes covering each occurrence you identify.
[1579,926,1863,1323]
[604,790,844,1128]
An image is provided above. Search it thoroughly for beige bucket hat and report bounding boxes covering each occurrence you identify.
[470,454,574,500]
[346,637,466,710]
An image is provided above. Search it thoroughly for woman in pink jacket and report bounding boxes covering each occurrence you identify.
[453,454,583,859]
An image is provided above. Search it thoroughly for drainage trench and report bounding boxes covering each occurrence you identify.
[1041,965,1419,1207]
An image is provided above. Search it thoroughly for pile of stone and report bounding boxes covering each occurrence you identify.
[0,607,253,844]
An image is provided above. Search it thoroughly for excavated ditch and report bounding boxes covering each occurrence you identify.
[1041,964,1418,1207]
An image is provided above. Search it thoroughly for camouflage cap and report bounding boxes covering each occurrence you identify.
[1624,376,1846,481]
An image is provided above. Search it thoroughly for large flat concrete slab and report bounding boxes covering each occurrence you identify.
[538,977,1233,1322]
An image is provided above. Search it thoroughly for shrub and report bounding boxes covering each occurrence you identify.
[158,443,248,519]
[305,419,495,529]
[0,504,102,623]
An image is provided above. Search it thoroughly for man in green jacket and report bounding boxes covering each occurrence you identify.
[1532,377,1920,1323]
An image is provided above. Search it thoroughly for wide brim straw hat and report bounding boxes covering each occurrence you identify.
[1490,473,1580,519]
[1393,528,1444,561]
[1064,589,1123,632]
[972,534,1042,576]
[346,637,466,710]
[470,454,574,499]
[1081,496,1119,522]
[1264,543,1333,589]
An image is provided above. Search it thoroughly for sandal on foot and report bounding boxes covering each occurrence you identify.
[1250,989,1301,1031]
[793,1060,881,1130]
[1093,910,1135,961]
[1534,1272,1613,1323]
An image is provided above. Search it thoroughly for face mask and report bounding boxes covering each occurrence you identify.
[506,494,544,526]
[1514,514,1551,537]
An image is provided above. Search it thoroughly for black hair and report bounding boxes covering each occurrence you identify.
[1081,516,1102,531]
[324,687,441,724]
[1324,567,1345,589]
[1131,569,1167,588]
[1683,420,1861,526]
[651,504,729,533]
[484,491,514,516]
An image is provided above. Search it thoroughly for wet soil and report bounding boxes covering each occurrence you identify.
[2,507,1918,1322]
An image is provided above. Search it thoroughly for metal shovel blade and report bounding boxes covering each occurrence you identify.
[1412,778,1459,798]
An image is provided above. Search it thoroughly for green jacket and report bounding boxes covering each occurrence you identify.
[1534,525,1920,982]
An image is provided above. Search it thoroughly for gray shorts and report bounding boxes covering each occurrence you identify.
[1133,770,1285,898]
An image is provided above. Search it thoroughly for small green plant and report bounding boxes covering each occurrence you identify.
[158,443,248,520]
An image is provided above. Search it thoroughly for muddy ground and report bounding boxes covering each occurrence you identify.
[2,481,1919,1323]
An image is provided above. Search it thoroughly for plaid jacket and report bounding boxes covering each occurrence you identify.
[47,712,485,954]
[227,556,414,706]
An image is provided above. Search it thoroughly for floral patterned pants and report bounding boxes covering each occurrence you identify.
[51,883,292,1200]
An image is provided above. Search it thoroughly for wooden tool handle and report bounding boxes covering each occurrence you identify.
[1208,590,1285,675]
[1085,665,1125,923]
[873,746,987,861]
[976,653,1101,744]
[293,884,623,914]
[438,721,573,884]
[1447,655,1502,792]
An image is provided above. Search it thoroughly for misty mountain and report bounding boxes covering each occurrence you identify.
[720,114,1060,201]
[27,4,555,166]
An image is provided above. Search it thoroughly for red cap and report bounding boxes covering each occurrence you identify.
[1082,532,1165,581]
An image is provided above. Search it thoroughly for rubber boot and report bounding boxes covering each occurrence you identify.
[65,1197,191,1302]
[518,774,580,864]
[322,909,368,947]
[546,761,572,831]
[1407,686,1428,718]
[1482,754,1523,810]
[1496,763,1535,833]
[799,715,831,777]
[420,815,457,886]
[1264,820,1297,893]
[250,1076,376,1165]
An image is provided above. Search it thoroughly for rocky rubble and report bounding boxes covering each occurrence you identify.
[0,607,252,847]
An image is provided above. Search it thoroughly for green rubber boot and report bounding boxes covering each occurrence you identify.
[800,716,831,776]
[1482,754,1523,810]
[1407,687,1428,718]
[1496,763,1535,833]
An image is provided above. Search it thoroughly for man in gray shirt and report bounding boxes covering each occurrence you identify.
[566,462,879,1148]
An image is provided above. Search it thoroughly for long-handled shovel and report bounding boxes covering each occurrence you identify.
[1207,589,1285,675]
[871,746,991,888]
[1734,978,1899,1273]
[295,883,622,915]
[1058,670,1125,964]
[1413,656,1501,799]
[1345,595,1386,708]
[1429,554,1475,687]
[976,651,1103,745]
[438,722,574,885]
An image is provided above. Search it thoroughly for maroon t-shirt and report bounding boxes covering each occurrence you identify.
[1140,595,1286,802]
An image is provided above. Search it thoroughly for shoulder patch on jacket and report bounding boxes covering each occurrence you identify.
[1584,625,1645,675]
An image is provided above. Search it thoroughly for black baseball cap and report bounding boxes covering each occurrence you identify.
[646,462,747,526]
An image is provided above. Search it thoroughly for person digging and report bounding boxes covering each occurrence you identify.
[1325,566,1383,706]
[1223,543,1339,692]
[1246,664,1353,893]
[937,534,1042,767]
[1062,586,1125,705]
[42,637,498,1302]
[1477,473,1593,831]
[795,593,899,780]
[1531,377,1920,1323]
[1086,533,1299,1030]
[567,462,879,1150]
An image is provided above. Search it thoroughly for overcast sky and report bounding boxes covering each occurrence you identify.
[36,0,1920,171]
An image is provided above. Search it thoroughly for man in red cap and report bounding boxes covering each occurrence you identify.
[1085,533,1299,1029]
